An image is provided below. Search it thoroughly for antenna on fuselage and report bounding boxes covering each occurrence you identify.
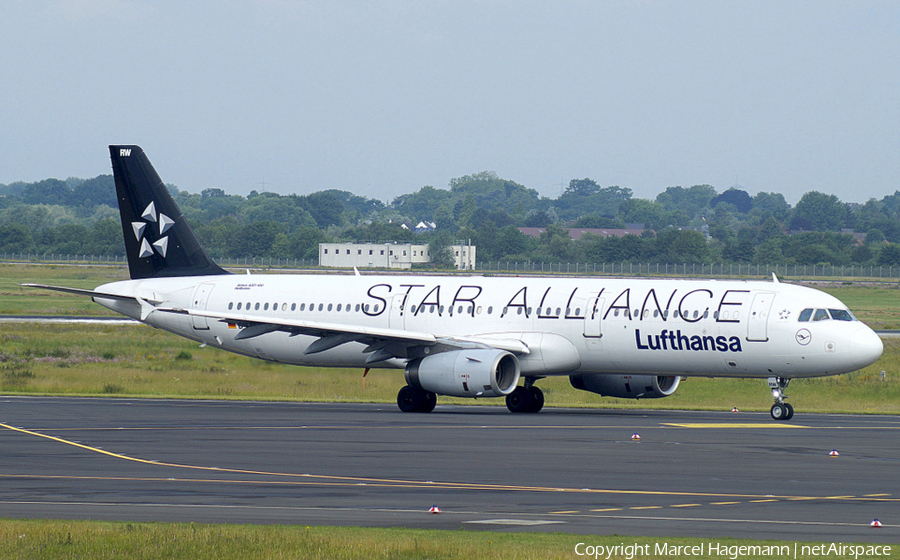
[771,272,779,283]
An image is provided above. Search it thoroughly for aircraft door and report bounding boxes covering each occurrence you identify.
[583,295,604,338]
[388,295,407,330]
[747,291,775,342]
[191,283,215,330]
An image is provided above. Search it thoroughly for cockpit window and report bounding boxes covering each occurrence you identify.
[799,307,856,323]
[829,308,855,321]
[813,309,830,321]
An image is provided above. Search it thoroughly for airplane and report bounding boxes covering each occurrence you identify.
[24,146,884,420]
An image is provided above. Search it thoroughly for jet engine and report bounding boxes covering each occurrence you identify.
[405,348,520,398]
[569,374,681,399]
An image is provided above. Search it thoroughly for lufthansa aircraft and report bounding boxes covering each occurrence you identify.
[25,146,884,420]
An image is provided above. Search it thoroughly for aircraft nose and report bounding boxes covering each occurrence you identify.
[851,326,883,369]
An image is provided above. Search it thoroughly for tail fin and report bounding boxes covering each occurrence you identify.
[110,145,227,279]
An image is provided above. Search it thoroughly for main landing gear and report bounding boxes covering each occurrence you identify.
[397,385,436,413]
[768,376,794,420]
[506,378,544,413]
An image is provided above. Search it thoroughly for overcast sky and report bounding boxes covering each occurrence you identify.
[1,1,898,204]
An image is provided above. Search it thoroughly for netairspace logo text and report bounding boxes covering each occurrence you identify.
[574,542,893,560]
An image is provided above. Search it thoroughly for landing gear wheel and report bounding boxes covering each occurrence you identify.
[783,403,794,420]
[528,386,544,413]
[397,386,436,413]
[506,386,533,413]
[767,376,793,421]
[420,390,437,413]
[770,403,789,420]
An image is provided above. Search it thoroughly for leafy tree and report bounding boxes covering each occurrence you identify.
[790,191,849,232]
[304,191,346,228]
[427,231,455,268]
[234,221,284,256]
[493,225,531,259]
[0,223,35,252]
[656,185,716,218]
[564,178,601,197]
[557,184,632,221]
[877,244,900,266]
[572,214,626,228]
[70,175,116,208]
[22,179,71,205]
[392,185,453,222]
[750,192,790,222]
[710,188,752,213]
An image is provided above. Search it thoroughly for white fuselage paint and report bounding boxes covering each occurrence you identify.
[93,274,883,379]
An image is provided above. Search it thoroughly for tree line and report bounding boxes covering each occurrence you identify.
[3,172,900,267]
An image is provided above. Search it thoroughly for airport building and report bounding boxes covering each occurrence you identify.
[318,242,476,270]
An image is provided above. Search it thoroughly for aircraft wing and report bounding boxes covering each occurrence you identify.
[162,307,530,361]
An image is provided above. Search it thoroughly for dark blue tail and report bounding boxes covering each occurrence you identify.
[110,145,227,280]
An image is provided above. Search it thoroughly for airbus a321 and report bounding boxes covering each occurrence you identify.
[25,146,884,420]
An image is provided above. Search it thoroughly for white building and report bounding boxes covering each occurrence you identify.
[319,242,476,270]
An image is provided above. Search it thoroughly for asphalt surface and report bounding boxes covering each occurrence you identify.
[0,397,897,542]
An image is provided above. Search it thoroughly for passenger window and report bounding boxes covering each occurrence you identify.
[236,302,242,310]
[798,308,812,322]
[337,304,342,312]
[255,303,260,311]
[291,303,296,311]
[327,304,333,311]
[318,304,323,311]
[487,306,493,314]
[813,309,830,321]
[228,302,233,310]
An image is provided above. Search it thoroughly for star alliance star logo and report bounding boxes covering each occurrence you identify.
[132,201,174,258]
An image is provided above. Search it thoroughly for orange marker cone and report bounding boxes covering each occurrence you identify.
[429,504,441,514]
[829,449,840,457]
[870,518,883,528]
[631,433,641,441]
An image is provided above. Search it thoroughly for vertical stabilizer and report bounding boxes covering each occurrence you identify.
[110,145,227,279]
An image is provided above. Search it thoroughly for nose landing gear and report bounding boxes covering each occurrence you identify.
[767,376,794,420]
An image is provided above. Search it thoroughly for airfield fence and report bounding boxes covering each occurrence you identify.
[5,252,900,280]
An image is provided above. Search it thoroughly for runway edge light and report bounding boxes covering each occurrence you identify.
[429,505,442,514]
[829,449,840,457]
[870,518,883,528]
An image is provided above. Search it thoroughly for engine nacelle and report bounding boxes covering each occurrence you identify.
[569,374,681,399]
[405,349,520,398]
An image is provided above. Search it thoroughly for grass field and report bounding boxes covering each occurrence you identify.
[0,520,893,560]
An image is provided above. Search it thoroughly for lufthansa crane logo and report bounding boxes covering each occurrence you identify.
[131,201,174,258]
[795,328,811,346]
